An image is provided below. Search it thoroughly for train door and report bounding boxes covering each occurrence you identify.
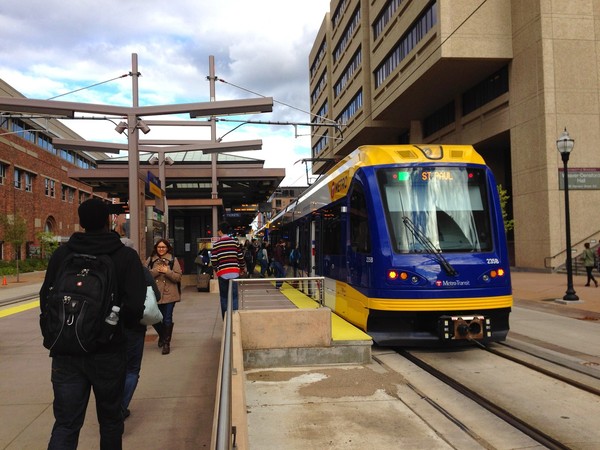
[348,182,372,289]
[310,215,324,304]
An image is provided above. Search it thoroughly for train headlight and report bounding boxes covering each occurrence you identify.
[479,267,507,283]
[387,270,415,283]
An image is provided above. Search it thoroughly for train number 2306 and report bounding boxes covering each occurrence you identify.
[486,258,500,264]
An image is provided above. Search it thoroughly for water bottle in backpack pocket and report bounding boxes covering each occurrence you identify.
[40,253,119,355]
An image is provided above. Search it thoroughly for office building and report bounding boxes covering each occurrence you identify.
[309,0,600,269]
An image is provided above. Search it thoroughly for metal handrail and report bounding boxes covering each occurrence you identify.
[214,279,235,450]
[212,275,326,449]
[237,276,325,306]
[544,229,600,270]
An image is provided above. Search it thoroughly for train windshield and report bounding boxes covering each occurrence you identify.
[378,167,492,253]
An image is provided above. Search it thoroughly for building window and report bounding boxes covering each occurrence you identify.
[313,131,329,156]
[332,7,361,64]
[462,66,509,115]
[373,0,404,41]
[79,191,90,204]
[0,162,6,185]
[334,47,361,98]
[336,90,363,125]
[310,39,327,80]
[14,167,22,189]
[45,178,56,198]
[423,101,455,137]
[374,1,437,89]
[61,185,76,202]
[24,172,34,192]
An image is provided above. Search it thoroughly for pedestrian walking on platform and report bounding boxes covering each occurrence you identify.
[211,222,246,317]
[272,239,286,288]
[583,242,598,287]
[147,239,182,355]
[120,238,161,420]
[39,198,146,450]
[257,242,269,277]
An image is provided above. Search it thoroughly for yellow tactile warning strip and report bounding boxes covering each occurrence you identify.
[0,300,39,318]
[280,283,372,342]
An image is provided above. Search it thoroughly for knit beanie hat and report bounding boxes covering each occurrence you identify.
[78,198,110,231]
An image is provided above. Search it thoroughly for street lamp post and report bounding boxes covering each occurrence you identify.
[557,128,579,301]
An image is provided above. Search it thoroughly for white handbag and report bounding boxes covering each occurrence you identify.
[140,285,163,326]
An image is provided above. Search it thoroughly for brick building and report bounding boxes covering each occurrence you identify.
[0,79,107,261]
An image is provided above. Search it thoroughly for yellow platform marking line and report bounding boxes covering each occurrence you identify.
[330,313,372,341]
[0,300,39,318]
[280,283,372,342]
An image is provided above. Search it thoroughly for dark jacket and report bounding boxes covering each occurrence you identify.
[40,231,146,354]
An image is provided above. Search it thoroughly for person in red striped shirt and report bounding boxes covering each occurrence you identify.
[211,222,246,317]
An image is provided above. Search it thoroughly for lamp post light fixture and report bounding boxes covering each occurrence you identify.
[557,127,579,301]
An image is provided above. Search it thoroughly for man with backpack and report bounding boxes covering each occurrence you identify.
[39,198,146,450]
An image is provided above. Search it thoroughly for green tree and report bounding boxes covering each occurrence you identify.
[0,212,28,282]
[497,184,514,233]
[36,231,59,259]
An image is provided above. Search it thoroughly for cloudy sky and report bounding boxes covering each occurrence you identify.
[0,0,330,185]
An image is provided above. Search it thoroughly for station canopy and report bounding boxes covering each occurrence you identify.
[68,150,285,231]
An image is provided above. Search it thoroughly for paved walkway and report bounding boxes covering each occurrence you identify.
[0,272,223,449]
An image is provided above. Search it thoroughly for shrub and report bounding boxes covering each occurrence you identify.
[0,259,48,276]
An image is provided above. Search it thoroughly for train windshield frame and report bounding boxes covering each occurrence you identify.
[377,166,493,253]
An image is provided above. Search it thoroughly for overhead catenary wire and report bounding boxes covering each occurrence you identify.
[46,73,130,100]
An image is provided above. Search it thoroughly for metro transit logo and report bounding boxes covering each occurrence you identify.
[436,280,471,287]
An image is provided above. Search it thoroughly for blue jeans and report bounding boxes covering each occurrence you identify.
[48,349,126,450]
[158,302,175,326]
[272,261,285,288]
[218,276,239,318]
[122,328,146,411]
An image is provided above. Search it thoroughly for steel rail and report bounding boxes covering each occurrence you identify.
[397,348,571,450]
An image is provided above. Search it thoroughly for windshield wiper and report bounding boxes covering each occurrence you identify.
[402,216,458,276]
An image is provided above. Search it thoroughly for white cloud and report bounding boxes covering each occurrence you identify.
[0,0,329,185]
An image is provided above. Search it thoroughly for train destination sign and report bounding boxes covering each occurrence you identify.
[558,168,600,190]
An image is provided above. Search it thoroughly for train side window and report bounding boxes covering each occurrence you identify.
[349,184,371,253]
[322,207,342,255]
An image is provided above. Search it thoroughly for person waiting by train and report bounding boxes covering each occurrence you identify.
[289,244,301,277]
[195,244,212,276]
[582,242,598,287]
[272,239,287,288]
[242,240,254,277]
[257,242,269,277]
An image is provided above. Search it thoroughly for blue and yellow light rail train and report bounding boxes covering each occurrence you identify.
[266,145,512,346]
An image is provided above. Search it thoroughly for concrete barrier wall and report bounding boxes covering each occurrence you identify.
[239,308,331,349]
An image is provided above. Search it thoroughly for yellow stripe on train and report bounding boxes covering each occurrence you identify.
[368,295,513,311]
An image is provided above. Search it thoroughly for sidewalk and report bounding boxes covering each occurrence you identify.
[0,275,222,449]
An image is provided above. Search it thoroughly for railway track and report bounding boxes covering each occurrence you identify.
[0,293,39,308]
[374,341,600,449]
[396,348,571,449]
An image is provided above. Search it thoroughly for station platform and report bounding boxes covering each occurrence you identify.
[1,268,600,448]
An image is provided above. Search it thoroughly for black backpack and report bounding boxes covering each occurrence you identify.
[40,252,119,355]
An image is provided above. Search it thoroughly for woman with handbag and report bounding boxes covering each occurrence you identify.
[147,239,182,355]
